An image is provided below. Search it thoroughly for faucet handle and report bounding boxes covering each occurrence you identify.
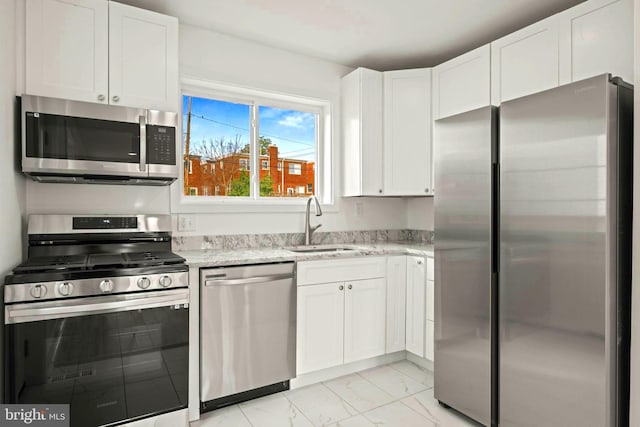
[311,224,322,232]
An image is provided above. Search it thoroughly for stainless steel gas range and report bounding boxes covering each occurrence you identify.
[4,214,189,427]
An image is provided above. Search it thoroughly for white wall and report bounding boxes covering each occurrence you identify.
[629,0,639,424]
[171,24,409,235]
[406,197,434,230]
[0,0,25,277]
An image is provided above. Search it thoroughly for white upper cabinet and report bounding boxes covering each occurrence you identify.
[109,1,179,111]
[558,0,633,84]
[491,15,560,104]
[25,0,178,111]
[26,0,109,104]
[341,68,384,197]
[491,0,633,105]
[432,44,491,119]
[383,68,432,196]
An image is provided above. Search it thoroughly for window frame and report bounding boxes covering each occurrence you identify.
[175,78,334,212]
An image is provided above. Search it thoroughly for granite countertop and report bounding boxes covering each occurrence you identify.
[177,241,434,268]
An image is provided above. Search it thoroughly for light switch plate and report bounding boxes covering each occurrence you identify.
[177,214,196,232]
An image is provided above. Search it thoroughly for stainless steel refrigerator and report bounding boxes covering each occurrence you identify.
[433,74,632,427]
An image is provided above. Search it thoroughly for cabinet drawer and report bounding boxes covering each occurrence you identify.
[297,257,386,286]
[426,256,434,281]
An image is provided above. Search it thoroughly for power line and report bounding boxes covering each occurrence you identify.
[188,112,315,148]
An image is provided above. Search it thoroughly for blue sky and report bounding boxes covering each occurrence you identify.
[182,96,316,161]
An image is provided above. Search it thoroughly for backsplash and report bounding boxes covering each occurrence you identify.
[172,229,434,251]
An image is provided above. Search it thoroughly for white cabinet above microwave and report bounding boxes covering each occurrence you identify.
[25,0,179,112]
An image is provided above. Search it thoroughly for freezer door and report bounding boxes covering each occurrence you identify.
[499,74,618,427]
[434,106,496,427]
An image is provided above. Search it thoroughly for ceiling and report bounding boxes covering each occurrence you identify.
[119,0,586,71]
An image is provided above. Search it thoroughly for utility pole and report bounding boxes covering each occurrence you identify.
[184,96,192,192]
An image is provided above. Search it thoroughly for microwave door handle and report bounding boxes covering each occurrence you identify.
[139,115,147,172]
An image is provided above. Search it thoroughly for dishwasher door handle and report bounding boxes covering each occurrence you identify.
[204,273,294,287]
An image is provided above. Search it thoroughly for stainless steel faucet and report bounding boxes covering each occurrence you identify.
[304,196,323,245]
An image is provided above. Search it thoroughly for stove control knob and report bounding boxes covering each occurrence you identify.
[159,276,172,288]
[99,279,114,293]
[58,282,73,296]
[30,284,47,299]
[137,277,151,289]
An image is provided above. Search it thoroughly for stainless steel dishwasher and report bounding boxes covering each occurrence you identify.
[200,262,296,411]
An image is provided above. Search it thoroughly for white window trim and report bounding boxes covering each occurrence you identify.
[172,77,335,213]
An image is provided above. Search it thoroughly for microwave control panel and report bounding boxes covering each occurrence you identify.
[147,125,176,165]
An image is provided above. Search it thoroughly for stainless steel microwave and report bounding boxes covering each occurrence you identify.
[21,95,179,185]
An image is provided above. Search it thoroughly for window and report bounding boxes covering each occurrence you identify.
[288,163,301,175]
[188,160,193,174]
[182,91,322,200]
[188,187,198,196]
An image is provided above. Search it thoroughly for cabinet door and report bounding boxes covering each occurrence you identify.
[297,283,345,374]
[426,280,434,322]
[425,320,434,361]
[108,1,179,111]
[383,69,432,196]
[342,68,383,197]
[491,16,560,104]
[432,44,491,120]
[26,0,108,103]
[405,256,426,357]
[558,0,633,84]
[386,256,407,353]
[344,278,387,363]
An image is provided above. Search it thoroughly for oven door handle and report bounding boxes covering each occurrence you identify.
[5,289,189,324]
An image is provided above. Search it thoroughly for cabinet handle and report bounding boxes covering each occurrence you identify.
[112,95,120,102]
[378,189,382,194]
[417,260,423,265]
[347,284,352,290]
[97,94,105,101]
[339,285,344,291]
[425,188,429,193]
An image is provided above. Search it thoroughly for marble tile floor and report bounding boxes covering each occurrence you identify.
[191,361,482,427]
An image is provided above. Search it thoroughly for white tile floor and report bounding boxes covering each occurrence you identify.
[192,361,482,427]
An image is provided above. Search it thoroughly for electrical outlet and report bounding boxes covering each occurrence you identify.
[178,214,196,232]
[355,201,364,217]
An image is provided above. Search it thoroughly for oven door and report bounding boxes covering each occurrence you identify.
[4,289,189,427]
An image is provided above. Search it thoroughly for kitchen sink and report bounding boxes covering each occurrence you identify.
[283,244,359,253]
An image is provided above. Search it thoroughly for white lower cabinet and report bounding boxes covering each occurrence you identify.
[296,282,345,375]
[405,256,426,357]
[296,255,435,376]
[425,320,435,361]
[344,278,387,363]
[386,256,407,353]
[296,258,387,375]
